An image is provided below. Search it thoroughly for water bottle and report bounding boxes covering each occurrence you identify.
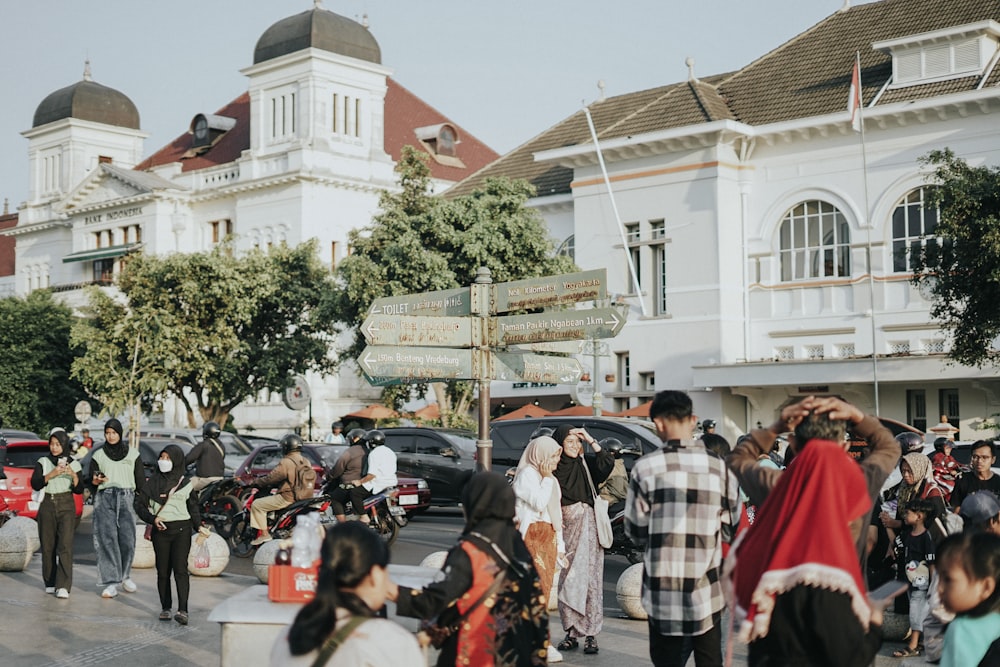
[291,514,319,568]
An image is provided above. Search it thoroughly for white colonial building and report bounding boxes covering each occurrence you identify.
[4,4,497,435]
[458,0,1000,440]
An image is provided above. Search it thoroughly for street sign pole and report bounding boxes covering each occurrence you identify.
[472,267,493,472]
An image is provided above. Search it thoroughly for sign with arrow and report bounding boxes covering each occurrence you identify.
[492,308,626,346]
[493,269,607,313]
[361,314,473,348]
[368,287,471,317]
[359,345,476,381]
[492,351,583,385]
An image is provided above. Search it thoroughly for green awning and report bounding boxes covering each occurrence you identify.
[62,243,141,264]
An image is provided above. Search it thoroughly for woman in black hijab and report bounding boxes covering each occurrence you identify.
[31,429,84,598]
[551,424,614,655]
[135,444,206,625]
[393,472,549,666]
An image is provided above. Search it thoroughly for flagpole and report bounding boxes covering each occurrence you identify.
[855,51,881,416]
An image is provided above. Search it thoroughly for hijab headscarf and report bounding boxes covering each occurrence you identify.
[515,436,564,530]
[46,430,72,464]
[102,418,129,462]
[727,439,871,642]
[552,424,594,505]
[461,471,520,564]
[897,452,935,508]
[144,444,188,501]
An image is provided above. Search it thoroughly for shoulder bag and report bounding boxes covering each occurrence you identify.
[582,459,613,549]
[310,616,368,667]
[144,478,184,540]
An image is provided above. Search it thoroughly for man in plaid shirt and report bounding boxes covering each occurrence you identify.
[625,390,741,667]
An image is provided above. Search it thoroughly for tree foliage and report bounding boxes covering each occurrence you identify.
[913,149,1000,367]
[0,291,88,433]
[72,241,340,428]
[332,147,577,425]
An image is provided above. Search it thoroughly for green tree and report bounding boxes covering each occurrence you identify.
[72,240,340,428]
[912,149,1000,367]
[332,147,576,426]
[0,291,88,433]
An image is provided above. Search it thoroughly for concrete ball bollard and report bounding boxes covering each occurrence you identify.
[253,540,283,583]
[132,525,156,568]
[0,516,40,571]
[419,551,448,571]
[616,563,647,620]
[188,532,230,577]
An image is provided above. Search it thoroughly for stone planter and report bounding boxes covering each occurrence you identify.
[132,525,156,568]
[253,540,283,583]
[0,516,40,571]
[188,532,230,577]
[615,563,646,620]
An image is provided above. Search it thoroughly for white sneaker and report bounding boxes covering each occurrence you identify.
[548,646,564,663]
[121,578,137,593]
[45,587,55,594]
[55,588,69,599]
[101,585,118,598]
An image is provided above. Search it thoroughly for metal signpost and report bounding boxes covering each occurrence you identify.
[356,267,622,471]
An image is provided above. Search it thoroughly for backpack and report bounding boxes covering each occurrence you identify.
[291,454,317,501]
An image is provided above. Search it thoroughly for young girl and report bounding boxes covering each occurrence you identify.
[894,498,937,658]
[937,531,1000,667]
[31,430,84,598]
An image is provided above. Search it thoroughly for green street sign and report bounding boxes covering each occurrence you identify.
[492,351,583,385]
[359,345,476,381]
[361,314,473,348]
[362,373,421,387]
[368,287,471,317]
[493,269,607,314]
[492,307,626,346]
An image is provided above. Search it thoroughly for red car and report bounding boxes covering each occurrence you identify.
[1,440,85,519]
[233,442,431,514]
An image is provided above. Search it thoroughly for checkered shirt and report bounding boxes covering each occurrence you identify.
[625,439,741,636]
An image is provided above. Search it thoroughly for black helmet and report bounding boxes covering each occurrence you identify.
[202,421,221,439]
[702,419,717,430]
[347,428,366,443]
[530,426,554,440]
[365,429,386,449]
[933,437,952,453]
[895,431,925,454]
[280,433,304,455]
[600,437,624,457]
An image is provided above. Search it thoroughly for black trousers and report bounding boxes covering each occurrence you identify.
[648,619,723,667]
[328,485,353,516]
[151,521,192,612]
[38,492,77,590]
[349,485,373,516]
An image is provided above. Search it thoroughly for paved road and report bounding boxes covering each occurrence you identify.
[0,507,923,666]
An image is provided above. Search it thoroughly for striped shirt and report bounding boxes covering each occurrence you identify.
[625,439,740,636]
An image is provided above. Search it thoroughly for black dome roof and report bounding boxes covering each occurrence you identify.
[33,78,140,130]
[254,7,381,65]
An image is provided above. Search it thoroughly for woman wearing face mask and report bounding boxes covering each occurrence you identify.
[134,444,206,625]
[552,424,614,656]
[31,429,84,598]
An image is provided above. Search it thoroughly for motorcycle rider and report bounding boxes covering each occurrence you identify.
[184,421,227,492]
[348,430,397,525]
[243,434,308,545]
[326,428,368,522]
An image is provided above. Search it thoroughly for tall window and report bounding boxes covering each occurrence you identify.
[650,220,667,315]
[907,389,927,433]
[892,187,940,272]
[270,93,296,139]
[779,201,851,281]
[625,223,641,292]
[939,388,960,437]
[617,352,631,391]
[210,219,233,244]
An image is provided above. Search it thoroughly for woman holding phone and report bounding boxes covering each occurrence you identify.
[31,430,84,598]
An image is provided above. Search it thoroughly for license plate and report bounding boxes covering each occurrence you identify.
[398,494,418,506]
[389,505,406,516]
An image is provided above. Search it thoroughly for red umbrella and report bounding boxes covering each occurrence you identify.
[343,404,398,420]
[413,403,440,421]
[620,400,653,418]
[493,404,551,421]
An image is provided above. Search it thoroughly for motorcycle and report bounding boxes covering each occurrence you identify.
[197,477,244,540]
[319,479,406,546]
[229,488,332,558]
[605,501,642,564]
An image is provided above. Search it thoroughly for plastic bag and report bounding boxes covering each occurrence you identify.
[193,541,211,569]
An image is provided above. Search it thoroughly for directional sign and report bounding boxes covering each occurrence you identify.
[508,340,584,355]
[362,314,473,348]
[368,287,471,317]
[493,308,626,346]
[493,269,607,314]
[493,351,583,385]
[359,345,476,381]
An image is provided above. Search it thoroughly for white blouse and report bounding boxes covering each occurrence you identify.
[513,466,565,553]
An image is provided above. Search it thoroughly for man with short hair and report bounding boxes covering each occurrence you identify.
[625,390,740,667]
[950,440,1000,509]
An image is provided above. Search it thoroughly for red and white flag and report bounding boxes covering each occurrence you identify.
[848,58,862,132]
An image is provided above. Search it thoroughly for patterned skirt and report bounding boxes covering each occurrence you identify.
[524,521,558,602]
[558,501,604,637]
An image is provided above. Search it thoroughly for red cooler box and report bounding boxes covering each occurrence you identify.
[268,564,319,602]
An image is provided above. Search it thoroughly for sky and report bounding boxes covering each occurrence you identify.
[0,0,879,211]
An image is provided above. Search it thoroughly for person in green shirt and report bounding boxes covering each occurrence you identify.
[31,430,84,598]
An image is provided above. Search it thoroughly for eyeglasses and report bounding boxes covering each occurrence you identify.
[971,455,994,461]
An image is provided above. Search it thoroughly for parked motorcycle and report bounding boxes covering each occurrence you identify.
[229,488,332,558]
[197,478,244,540]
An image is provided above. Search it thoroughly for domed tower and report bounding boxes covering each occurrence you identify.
[241,1,392,164]
[21,61,146,205]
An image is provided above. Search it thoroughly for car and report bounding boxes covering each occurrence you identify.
[380,427,477,505]
[137,428,253,475]
[1,428,41,442]
[232,442,432,515]
[490,416,661,472]
[1,440,85,519]
[78,437,195,482]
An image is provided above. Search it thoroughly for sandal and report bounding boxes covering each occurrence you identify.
[174,611,189,626]
[584,636,599,654]
[556,636,578,652]
[158,610,171,621]
[892,647,921,658]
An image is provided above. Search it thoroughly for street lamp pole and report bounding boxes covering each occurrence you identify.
[591,338,603,417]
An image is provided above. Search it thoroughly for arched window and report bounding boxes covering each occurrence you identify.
[556,235,575,261]
[779,200,851,281]
[891,186,940,272]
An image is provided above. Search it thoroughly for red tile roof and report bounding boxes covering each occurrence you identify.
[135,79,497,183]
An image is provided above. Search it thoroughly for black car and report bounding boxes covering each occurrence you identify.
[380,427,477,506]
[489,416,660,471]
[78,437,194,481]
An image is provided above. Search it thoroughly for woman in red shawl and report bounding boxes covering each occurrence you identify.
[724,411,887,666]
